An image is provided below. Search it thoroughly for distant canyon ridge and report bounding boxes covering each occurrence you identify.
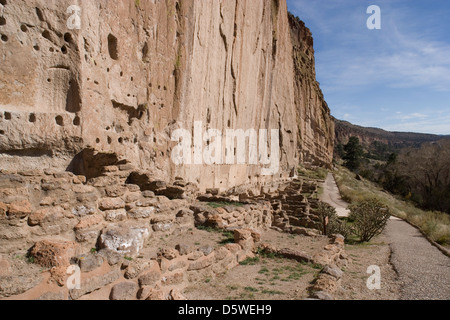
[334,118,450,153]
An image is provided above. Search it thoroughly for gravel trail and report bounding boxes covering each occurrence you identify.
[384,217,450,300]
[321,172,450,300]
[320,173,350,217]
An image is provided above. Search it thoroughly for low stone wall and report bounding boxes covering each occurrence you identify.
[0,167,278,299]
[0,167,279,255]
[0,167,347,300]
[0,167,198,254]
[230,178,324,236]
[191,202,273,231]
[258,234,348,301]
[309,235,347,300]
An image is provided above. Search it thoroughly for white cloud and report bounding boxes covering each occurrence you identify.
[289,0,450,92]
[397,113,428,121]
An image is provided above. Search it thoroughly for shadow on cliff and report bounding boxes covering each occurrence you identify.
[66,148,124,180]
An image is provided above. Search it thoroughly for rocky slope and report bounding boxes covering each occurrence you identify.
[0,0,334,192]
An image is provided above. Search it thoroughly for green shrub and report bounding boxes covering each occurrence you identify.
[315,202,337,236]
[315,201,351,238]
[329,218,352,239]
[334,165,450,247]
[349,199,391,242]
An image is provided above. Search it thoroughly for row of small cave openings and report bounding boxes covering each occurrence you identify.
[95,136,131,146]
[0,112,136,148]
[2,111,80,127]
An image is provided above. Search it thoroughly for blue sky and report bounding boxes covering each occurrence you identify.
[287,0,450,134]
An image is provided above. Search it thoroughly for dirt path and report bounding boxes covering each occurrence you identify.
[385,217,450,300]
[335,232,401,300]
[320,173,350,217]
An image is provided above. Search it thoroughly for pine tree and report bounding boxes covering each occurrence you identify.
[343,137,364,171]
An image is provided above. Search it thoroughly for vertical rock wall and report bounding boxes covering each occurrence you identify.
[0,0,334,191]
[289,14,335,168]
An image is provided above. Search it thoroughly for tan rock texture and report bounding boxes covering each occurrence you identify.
[0,0,334,191]
[289,14,335,167]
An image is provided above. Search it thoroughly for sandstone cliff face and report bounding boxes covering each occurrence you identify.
[0,0,333,191]
[289,14,334,168]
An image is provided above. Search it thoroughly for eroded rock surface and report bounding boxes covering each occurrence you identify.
[0,0,333,191]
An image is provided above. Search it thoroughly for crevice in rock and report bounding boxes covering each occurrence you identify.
[111,100,146,125]
[50,65,70,70]
[35,7,45,22]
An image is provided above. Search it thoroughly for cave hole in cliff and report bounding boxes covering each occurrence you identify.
[20,24,28,32]
[118,137,123,144]
[61,46,68,54]
[73,116,80,126]
[66,79,81,113]
[55,116,64,126]
[33,45,40,51]
[42,30,51,41]
[49,47,54,53]
[1,34,8,42]
[141,42,149,61]
[64,33,72,43]
[107,137,112,145]
[125,172,155,192]
[4,112,11,120]
[29,114,36,123]
[0,17,6,26]
[0,0,7,6]
[107,34,119,60]
[67,148,122,180]
[0,130,4,135]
